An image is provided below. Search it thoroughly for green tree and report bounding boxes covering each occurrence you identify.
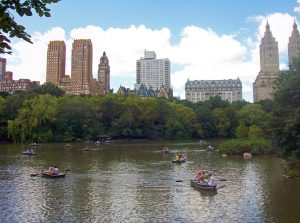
[55,96,98,142]
[0,0,60,54]
[235,121,248,139]
[0,90,29,140]
[237,104,267,127]
[270,60,300,158]
[8,94,58,142]
[212,108,231,137]
[248,125,263,139]
[30,82,65,97]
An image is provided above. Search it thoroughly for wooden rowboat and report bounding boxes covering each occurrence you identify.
[42,171,66,178]
[172,159,186,163]
[22,152,37,155]
[191,180,216,191]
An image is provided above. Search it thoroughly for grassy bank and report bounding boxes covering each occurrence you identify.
[218,138,272,155]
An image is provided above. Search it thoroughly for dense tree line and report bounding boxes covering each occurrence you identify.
[0,83,268,143]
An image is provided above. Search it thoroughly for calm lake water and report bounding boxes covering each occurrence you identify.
[0,141,299,223]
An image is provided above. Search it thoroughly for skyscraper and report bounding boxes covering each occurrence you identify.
[253,21,280,102]
[288,20,300,66]
[135,50,170,90]
[71,39,93,85]
[0,58,6,80]
[98,51,110,94]
[46,41,66,85]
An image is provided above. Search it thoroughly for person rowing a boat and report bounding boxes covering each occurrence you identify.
[195,171,204,182]
[206,173,217,186]
[53,166,59,175]
[162,147,168,152]
[48,165,54,174]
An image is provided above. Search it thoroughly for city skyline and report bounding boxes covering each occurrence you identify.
[4,0,300,102]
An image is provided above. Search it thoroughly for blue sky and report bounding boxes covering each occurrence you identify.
[6,0,300,102]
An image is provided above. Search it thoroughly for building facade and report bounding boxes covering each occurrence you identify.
[288,20,300,66]
[58,39,98,95]
[117,84,172,99]
[185,78,242,103]
[46,41,66,85]
[0,58,6,80]
[253,22,280,102]
[0,79,40,94]
[3,71,13,81]
[71,39,93,85]
[135,50,170,91]
[98,51,110,94]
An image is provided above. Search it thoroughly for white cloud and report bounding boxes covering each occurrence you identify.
[294,0,300,14]
[5,13,297,102]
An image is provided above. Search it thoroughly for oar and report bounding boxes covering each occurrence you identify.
[176,178,227,183]
[30,173,42,177]
[216,185,226,189]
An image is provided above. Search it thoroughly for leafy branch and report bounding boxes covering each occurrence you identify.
[0,0,60,54]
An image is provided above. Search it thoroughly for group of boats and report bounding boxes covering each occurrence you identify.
[23,143,66,179]
[163,146,218,192]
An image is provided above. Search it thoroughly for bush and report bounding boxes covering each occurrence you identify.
[218,138,272,155]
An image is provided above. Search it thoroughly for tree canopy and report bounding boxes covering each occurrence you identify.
[270,61,300,158]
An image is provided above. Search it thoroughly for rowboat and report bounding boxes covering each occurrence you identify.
[22,152,37,155]
[172,159,186,163]
[191,180,216,191]
[42,171,66,178]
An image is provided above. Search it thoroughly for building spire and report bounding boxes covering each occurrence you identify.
[266,20,270,30]
[293,19,298,30]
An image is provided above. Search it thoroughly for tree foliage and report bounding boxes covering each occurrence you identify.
[0,0,60,54]
[8,94,58,142]
[270,61,300,158]
[0,90,273,143]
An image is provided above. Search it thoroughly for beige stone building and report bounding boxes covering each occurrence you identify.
[288,20,300,66]
[185,78,242,103]
[98,51,110,94]
[253,22,280,102]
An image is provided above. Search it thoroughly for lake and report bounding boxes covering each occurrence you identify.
[0,141,299,222]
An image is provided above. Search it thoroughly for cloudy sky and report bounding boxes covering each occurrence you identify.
[4,0,300,102]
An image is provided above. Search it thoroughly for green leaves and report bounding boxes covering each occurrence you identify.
[0,0,60,54]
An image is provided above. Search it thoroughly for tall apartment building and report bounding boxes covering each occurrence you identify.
[71,39,93,86]
[0,58,6,80]
[288,20,300,66]
[253,21,280,102]
[46,41,66,85]
[98,51,110,94]
[135,50,170,91]
[185,78,242,103]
